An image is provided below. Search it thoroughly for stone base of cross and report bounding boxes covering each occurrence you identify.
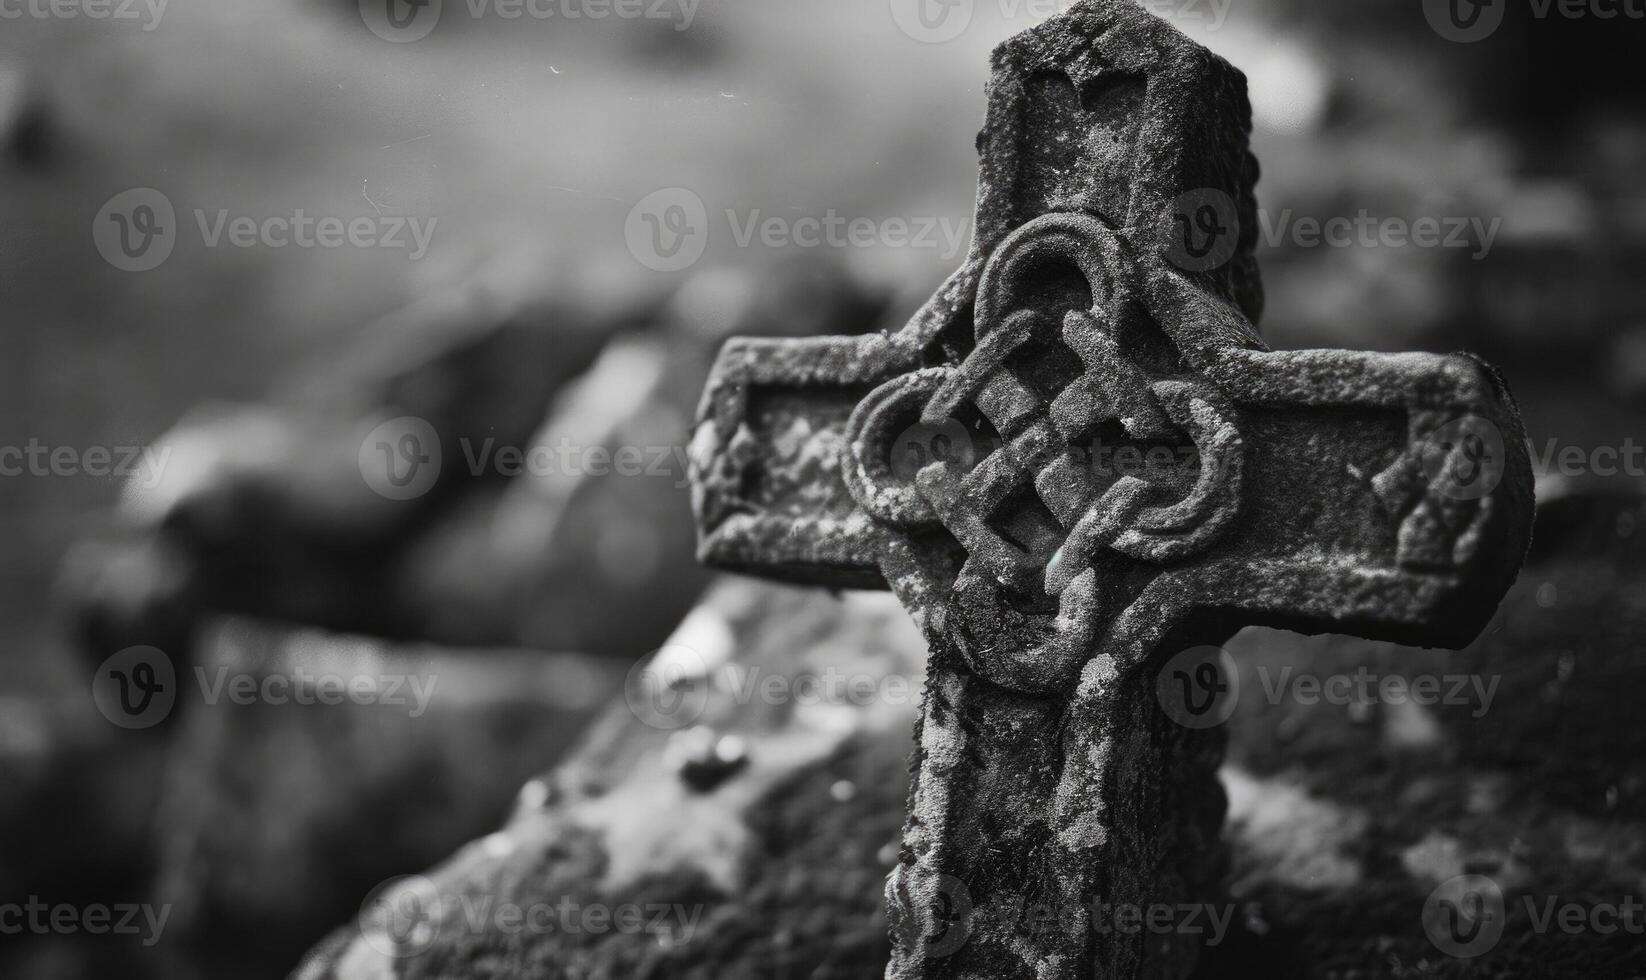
[688,2,1534,977]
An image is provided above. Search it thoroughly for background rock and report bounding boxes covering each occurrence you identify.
[298,494,1644,980]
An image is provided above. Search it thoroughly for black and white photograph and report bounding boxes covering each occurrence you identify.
[1,0,1642,977]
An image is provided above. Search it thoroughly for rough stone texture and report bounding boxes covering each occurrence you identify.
[687,2,1535,977]
[293,493,1639,980]
[292,578,926,980]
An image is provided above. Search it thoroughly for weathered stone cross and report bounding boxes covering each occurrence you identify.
[688,2,1534,977]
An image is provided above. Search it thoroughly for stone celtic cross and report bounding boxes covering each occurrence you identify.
[687,2,1534,977]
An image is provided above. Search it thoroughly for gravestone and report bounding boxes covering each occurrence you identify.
[687,2,1535,977]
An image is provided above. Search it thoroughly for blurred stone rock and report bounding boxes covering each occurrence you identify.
[294,578,925,980]
[296,494,1644,979]
[148,619,628,978]
[61,293,626,658]
[392,262,887,656]
[49,257,887,979]
[61,259,886,662]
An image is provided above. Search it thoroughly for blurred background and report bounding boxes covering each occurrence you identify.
[2,0,1643,977]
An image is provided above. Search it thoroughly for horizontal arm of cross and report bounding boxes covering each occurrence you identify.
[689,333,909,590]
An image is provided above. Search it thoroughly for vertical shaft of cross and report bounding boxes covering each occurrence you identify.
[885,582,1234,979]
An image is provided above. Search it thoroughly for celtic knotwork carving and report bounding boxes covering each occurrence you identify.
[844,213,1246,693]
[1372,406,1507,570]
